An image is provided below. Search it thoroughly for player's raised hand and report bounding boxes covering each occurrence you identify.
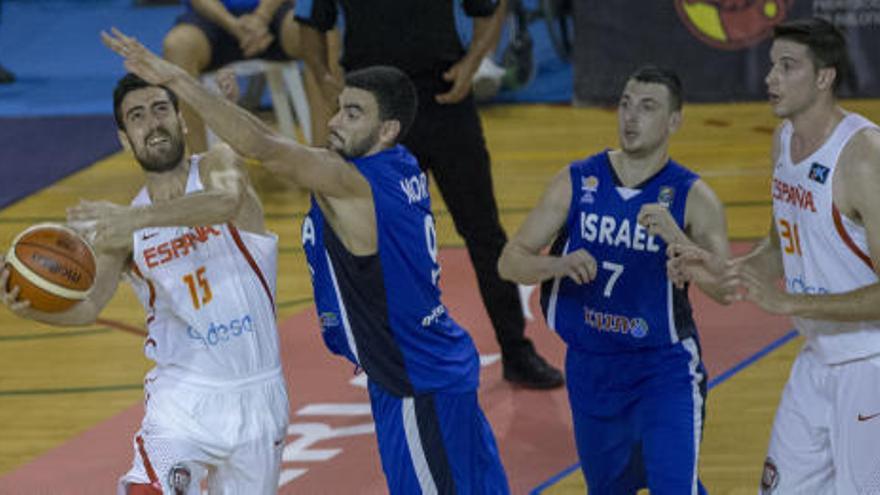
[554,248,597,284]
[67,200,134,253]
[216,68,241,103]
[0,257,32,315]
[101,27,185,85]
[638,203,684,244]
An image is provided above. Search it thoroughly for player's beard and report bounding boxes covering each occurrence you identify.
[132,126,186,173]
[336,127,381,159]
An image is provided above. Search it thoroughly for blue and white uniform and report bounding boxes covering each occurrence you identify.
[302,145,509,494]
[541,151,708,495]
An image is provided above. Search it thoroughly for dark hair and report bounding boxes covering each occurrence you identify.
[773,17,850,93]
[627,65,683,111]
[113,73,180,130]
[344,66,418,142]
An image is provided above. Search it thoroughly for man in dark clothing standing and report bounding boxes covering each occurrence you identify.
[294,0,563,389]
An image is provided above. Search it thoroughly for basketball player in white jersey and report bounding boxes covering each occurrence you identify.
[669,17,880,493]
[0,72,288,495]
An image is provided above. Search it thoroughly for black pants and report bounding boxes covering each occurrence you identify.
[402,85,533,358]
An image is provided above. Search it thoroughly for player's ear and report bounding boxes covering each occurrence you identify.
[817,66,836,92]
[177,110,188,136]
[379,120,401,147]
[668,109,682,134]
[117,130,132,152]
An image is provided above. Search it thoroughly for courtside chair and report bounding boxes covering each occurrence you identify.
[201,59,312,145]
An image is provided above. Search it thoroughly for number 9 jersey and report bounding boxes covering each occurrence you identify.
[541,151,700,352]
[301,145,479,397]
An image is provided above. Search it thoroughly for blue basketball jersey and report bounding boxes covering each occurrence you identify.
[541,151,700,353]
[301,145,479,396]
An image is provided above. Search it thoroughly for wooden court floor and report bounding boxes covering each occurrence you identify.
[1,99,879,493]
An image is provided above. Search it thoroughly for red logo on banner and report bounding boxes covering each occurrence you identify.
[675,0,794,50]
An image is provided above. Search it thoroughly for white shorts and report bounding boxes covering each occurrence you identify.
[118,367,289,495]
[761,344,880,494]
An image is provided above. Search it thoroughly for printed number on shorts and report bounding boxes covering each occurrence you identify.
[602,261,624,297]
[778,218,802,256]
[182,266,213,309]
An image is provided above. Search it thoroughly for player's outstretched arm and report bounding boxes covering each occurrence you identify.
[0,249,130,327]
[102,28,369,200]
[499,167,597,285]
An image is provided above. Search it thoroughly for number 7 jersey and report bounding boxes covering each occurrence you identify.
[541,151,699,352]
[128,157,282,379]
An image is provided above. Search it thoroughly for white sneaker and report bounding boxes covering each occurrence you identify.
[472,57,505,101]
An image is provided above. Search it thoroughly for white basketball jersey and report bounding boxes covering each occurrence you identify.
[128,156,281,379]
[774,112,880,364]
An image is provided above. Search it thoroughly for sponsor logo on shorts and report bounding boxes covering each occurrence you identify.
[168,463,192,495]
[760,457,779,493]
[320,312,339,328]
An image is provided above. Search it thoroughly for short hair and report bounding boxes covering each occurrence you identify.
[344,66,418,142]
[773,17,850,93]
[627,65,683,111]
[113,73,180,130]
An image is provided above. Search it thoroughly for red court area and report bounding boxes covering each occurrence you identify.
[0,244,791,494]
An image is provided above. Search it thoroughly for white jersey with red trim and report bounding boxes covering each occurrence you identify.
[773,112,880,364]
[127,156,281,379]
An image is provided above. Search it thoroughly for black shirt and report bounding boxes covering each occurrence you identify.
[295,0,499,80]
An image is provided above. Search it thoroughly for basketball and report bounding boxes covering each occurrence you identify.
[4,223,97,313]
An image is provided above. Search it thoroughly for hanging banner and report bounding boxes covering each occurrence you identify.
[572,0,880,104]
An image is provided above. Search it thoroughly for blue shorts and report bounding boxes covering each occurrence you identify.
[174,2,294,72]
[368,380,509,495]
[566,337,708,495]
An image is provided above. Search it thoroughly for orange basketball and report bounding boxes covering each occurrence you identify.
[5,224,96,313]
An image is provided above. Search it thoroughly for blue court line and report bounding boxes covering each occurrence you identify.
[529,328,800,494]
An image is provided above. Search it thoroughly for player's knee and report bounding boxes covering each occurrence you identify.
[163,25,210,73]
[126,483,162,495]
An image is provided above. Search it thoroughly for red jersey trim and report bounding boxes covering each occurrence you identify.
[227,223,276,316]
[832,203,874,271]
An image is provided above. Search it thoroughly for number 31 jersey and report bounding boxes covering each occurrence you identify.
[774,113,880,364]
[128,157,281,380]
[301,145,479,396]
[541,151,699,353]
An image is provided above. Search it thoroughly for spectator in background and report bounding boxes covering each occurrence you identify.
[295,0,564,389]
[163,0,339,151]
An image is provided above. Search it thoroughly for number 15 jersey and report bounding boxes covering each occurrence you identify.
[129,157,281,380]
